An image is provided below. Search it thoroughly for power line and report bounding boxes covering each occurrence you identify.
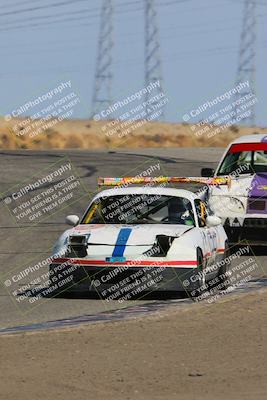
[0,0,143,26]
[0,2,144,32]
[1,19,266,55]
[0,0,92,18]
[0,0,246,32]
[226,0,267,5]
[0,7,101,26]
[2,41,266,78]
[1,0,45,9]
[0,0,215,31]
[156,0,192,5]
[0,13,101,32]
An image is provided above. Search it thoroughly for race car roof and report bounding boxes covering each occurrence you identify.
[94,187,200,202]
[231,134,267,144]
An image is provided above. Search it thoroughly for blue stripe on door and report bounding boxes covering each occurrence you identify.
[112,228,132,257]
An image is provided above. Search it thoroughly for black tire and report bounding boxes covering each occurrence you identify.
[224,226,241,244]
[218,242,231,290]
[197,248,204,272]
[190,249,206,299]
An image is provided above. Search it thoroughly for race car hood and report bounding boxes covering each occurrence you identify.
[70,224,192,246]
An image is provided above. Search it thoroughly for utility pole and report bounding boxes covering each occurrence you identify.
[235,0,257,126]
[91,0,114,119]
[144,0,165,120]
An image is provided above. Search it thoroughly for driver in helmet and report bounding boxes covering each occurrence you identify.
[168,198,194,226]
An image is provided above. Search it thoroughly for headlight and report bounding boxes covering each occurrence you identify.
[66,234,89,258]
[210,196,245,214]
[227,197,245,213]
[143,235,175,257]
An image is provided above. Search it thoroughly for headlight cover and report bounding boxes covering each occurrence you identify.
[143,235,175,257]
[210,196,245,214]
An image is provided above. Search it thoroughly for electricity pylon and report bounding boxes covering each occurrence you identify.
[91,0,114,119]
[235,0,257,126]
[144,0,165,120]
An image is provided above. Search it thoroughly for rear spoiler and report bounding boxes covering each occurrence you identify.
[98,176,231,187]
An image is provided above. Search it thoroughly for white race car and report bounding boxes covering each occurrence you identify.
[49,184,228,299]
[201,134,267,244]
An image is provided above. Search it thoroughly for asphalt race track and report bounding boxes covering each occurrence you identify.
[0,148,266,330]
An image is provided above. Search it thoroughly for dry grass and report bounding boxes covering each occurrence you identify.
[0,117,266,150]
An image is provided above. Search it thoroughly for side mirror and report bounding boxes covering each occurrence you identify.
[65,215,79,227]
[206,215,222,228]
[201,168,215,177]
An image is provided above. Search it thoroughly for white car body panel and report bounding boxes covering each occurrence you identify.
[51,187,227,293]
[209,134,267,243]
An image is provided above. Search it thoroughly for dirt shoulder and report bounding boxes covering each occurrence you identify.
[0,290,266,400]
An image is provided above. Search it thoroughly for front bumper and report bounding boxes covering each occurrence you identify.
[224,217,267,244]
[49,259,201,297]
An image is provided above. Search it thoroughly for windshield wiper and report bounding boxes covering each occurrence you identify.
[129,217,159,224]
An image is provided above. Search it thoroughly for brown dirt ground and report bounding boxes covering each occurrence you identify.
[0,290,266,400]
[1,117,267,149]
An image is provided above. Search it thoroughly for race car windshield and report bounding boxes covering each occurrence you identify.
[82,194,196,226]
[217,148,267,175]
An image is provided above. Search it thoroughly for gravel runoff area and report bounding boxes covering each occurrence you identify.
[0,289,266,400]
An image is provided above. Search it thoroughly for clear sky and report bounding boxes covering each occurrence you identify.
[0,0,266,126]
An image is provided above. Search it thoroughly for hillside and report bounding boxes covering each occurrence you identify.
[0,117,266,149]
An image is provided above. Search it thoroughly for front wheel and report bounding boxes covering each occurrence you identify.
[190,249,206,299]
[218,243,231,290]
